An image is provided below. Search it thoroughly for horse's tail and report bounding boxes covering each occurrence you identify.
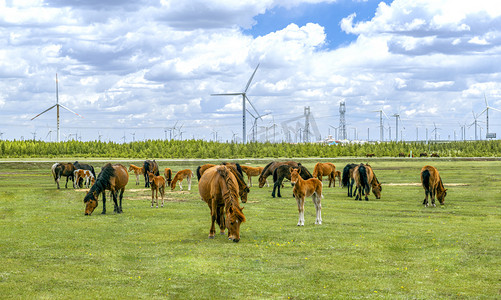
[272,167,279,183]
[51,163,60,182]
[342,164,352,187]
[422,169,431,191]
[90,166,96,179]
[165,168,172,186]
[358,165,370,195]
[196,166,203,181]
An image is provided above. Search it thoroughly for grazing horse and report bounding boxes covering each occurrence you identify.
[148,171,166,208]
[198,165,246,242]
[366,153,375,157]
[51,162,75,189]
[334,170,342,188]
[272,164,312,198]
[240,165,266,187]
[341,163,357,197]
[171,169,193,191]
[83,163,129,215]
[290,168,322,226]
[353,164,381,201]
[258,161,300,188]
[420,152,428,157]
[431,153,440,157]
[312,162,337,187]
[398,152,406,157]
[421,165,447,207]
[164,168,173,186]
[196,164,216,181]
[143,160,159,188]
[73,169,95,188]
[128,164,144,185]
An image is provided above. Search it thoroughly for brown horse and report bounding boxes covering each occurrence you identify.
[240,165,266,187]
[420,152,428,157]
[290,168,323,226]
[312,162,337,187]
[197,163,249,203]
[196,164,216,181]
[198,165,246,242]
[258,161,299,188]
[334,170,342,187]
[73,169,95,188]
[84,163,129,215]
[431,153,440,157]
[341,163,358,197]
[421,165,447,207]
[353,163,381,201]
[366,153,375,157]
[143,160,159,188]
[164,168,173,186]
[128,164,144,185]
[51,162,75,189]
[171,169,193,191]
[148,171,166,208]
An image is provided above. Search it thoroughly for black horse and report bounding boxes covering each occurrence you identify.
[342,163,357,197]
[143,160,159,188]
[271,164,312,198]
[73,161,96,188]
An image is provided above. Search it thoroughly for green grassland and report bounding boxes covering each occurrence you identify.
[0,158,500,299]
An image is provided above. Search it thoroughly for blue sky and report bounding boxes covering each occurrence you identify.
[0,0,500,143]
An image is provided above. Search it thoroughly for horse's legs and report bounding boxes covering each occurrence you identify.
[118,189,124,213]
[179,180,183,191]
[112,191,119,213]
[313,194,322,225]
[423,189,429,206]
[431,189,436,207]
[248,175,252,187]
[101,192,107,214]
[187,177,191,191]
[208,200,217,238]
[296,196,305,226]
[151,188,155,208]
[160,185,165,207]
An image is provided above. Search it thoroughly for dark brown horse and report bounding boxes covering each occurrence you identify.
[258,161,300,188]
[341,163,357,197]
[290,168,323,226]
[143,160,159,188]
[421,165,447,207]
[272,164,312,198]
[51,162,75,189]
[164,168,172,186]
[84,163,129,215]
[353,163,381,201]
[198,165,246,242]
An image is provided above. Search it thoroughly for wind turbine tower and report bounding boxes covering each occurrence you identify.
[211,64,261,144]
[339,101,347,140]
[31,74,83,142]
[479,93,501,139]
[304,106,311,143]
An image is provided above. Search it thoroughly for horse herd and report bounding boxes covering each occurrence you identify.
[51,160,447,243]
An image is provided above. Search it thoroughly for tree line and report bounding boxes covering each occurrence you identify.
[0,139,500,158]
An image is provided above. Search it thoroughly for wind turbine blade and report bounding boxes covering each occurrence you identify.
[59,104,84,118]
[31,104,57,120]
[490,107,501,113]
[477,107,487,116]
[382,110,390,120]
[211,93,243,96]
[245,109,256,119]
[484,93,488,107]
[245,95,261,118]
[244,64,260,93]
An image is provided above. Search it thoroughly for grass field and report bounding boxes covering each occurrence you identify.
[0,158,500,299]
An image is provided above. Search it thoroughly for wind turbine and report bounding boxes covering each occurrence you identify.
[373,108,390,141]
[31,74,83,143]
[468,111,483,140]
[247,110,269,142]
[478,93,501,139]
[431,122,441,141]
[211,64,261,144]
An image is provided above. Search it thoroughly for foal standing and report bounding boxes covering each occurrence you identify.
[421,165,447,207]
[290,168,323,226]
[148,171,166,208]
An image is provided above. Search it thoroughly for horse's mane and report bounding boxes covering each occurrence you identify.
[224,164,249,193]
[299,165,312,179]
[217,167,245,223]
[260,161,274,178]
[84,163,114,203]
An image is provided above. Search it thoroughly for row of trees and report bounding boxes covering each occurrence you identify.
[0,139,500,158]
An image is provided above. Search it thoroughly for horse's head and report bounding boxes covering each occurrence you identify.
[226,205,245,243]
[128,165,134,172]
[437,188,447,205]
[83,191,99,215]
[239,186,250,203]
[372,183,382,199]
[258,175,267,188]
[290,167,300,186]
[147,171,155,183]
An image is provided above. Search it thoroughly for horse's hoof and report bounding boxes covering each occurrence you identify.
[208,236,215,239]
[233,239,240,243]
[220,232,225,235]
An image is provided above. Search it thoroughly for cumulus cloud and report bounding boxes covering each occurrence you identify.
[0,0,501,142]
